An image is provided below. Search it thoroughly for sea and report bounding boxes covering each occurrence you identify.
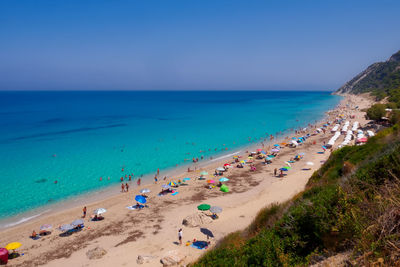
[0,91,341,228]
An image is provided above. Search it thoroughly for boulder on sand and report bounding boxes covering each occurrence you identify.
[160,250,186,266]
[137,255,156,264]
[182,212,212,227]
[86,246,107,260]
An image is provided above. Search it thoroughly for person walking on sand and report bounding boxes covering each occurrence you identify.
[125,183,129,192]
[274,168,277,177]
[121,183,125,192]
[82,206,87,218]
[178,228,183,245]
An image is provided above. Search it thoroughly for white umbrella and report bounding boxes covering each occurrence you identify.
[216,167,225,172]
[306,162,314,166]
[210,206,223,213]
[140,188,150,194]
[59,224,74,232]
[93,208,107,215]
[284,161,291,167]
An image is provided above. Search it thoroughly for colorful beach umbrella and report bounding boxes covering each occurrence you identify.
[220,184,229,192]
[224,163,231,167]
[5,242,21,250]
[207,180,215,184]
[135,195,147,204]
[197,204,211,211]
[219,177,229,182]
[168,181,176,186]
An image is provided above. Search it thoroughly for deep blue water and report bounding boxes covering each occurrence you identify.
[0,91,341,222]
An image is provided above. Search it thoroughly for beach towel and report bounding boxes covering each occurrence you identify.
[171,191,179,196]
[191,241,208,250]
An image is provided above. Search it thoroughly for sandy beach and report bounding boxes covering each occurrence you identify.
[0,93,373,267]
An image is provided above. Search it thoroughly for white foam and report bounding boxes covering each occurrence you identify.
[209,151,241,162]
[0,209,51,229]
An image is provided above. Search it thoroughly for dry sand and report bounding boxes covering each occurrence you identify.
[0,93,373,267]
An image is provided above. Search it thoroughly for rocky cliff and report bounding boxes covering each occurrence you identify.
[336,50,400,94]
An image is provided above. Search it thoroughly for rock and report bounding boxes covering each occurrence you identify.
[160,250,186,266]
[182,213,212,227]
[86,246,107,260]
[137,255,156,264]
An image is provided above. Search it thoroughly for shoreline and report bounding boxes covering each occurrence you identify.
[0,94,365,267]
[0,97,340,230]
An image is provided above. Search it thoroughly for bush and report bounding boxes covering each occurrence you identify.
[366,104,386,120]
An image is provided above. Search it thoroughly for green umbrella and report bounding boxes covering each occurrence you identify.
[220,184,229,192]
[197,204,211,211]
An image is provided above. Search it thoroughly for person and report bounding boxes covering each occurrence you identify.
[137,178,141,186]
[121,183,125,192]
[125,183,129,192]
[157,168,160,175]
[274,168,277,176]
[154,176,158,184]
[128,175,131,181]
[178,228,183,245]
[31,230,37,239]
[83,206,87,218]
[120,176,124,182]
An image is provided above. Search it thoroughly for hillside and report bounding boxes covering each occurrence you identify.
[193,125,400,266]
[337,50,400,95]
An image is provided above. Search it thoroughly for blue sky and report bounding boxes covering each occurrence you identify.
[0,0,399,91]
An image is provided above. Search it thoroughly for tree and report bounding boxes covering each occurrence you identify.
[366,104,386,120]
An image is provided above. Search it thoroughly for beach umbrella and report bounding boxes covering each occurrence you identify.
[59,224,74,232]
[219,177,229,182]
[292,137,297,140]
[207,180,215,183]
[162,184,171,189]
[279,168,289,171]
[273,144,280,147]
[200,171,208,176]
[216,167,225,172]
[135,195,147,204]
[271,149,280,153]
[140,188,151,194]
[5,242,21,250]
[200,228,215,238]
[240,160,246,164]
[284,162,291,167]
[210,206,223,213]
[261,151,266,154]
[197,204,211,211]
[168,181,176,186]
[183,178,191,181]
[248,156,253,159]
[306,162,314,166]
[322,146,327,151]
[40,224,52,231]
[224,163,231,167]
[266,157,273,161]
[256,148,263,152]
[220,184,229,192]
[71,219,84,227]
[93,208,107,215]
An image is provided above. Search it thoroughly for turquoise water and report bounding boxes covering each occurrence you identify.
[0,91,341,223]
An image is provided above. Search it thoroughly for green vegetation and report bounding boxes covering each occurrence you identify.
[366,103,386,120]
[193,126,400,266]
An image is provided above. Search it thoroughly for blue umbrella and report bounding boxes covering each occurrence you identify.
[135,195,147,204]
[273,144,280,147]
[279,168,289,171]
[183,178,191,181]
[219,177,229,182]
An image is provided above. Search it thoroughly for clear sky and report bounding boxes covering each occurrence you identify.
[1,0,399,91]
